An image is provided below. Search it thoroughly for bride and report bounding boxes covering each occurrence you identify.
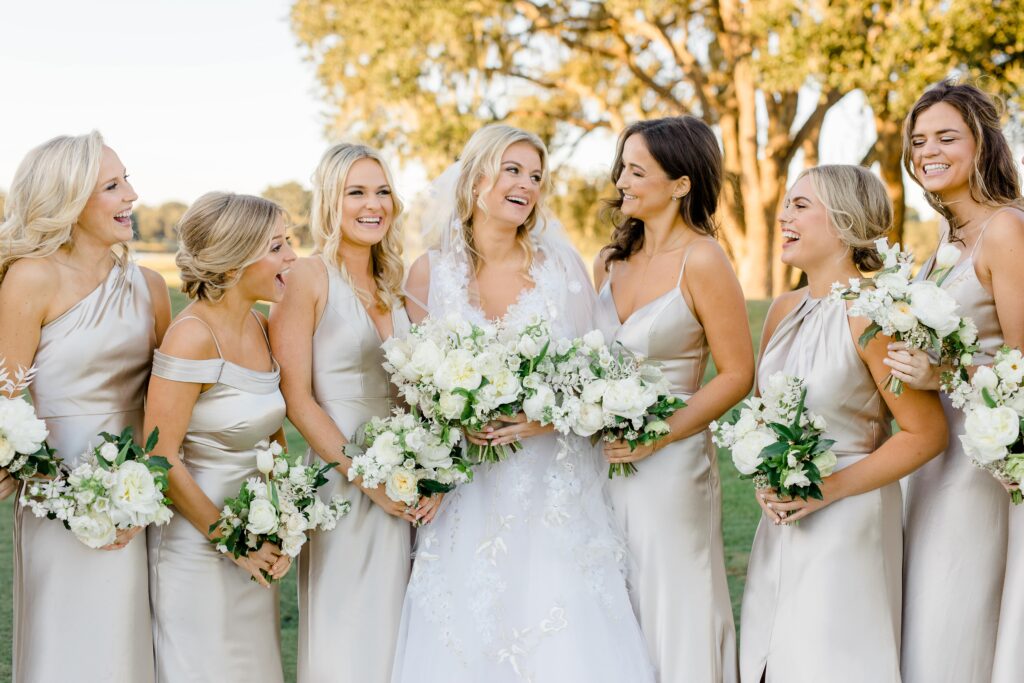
[392,124,654,682]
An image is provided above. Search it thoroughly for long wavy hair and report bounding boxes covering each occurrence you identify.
[0,131,128,283]
[175,192,284,302]
[902,80,1023,236]
[455,124,552,274]
[601,116,722,267]
[310,143,405,310]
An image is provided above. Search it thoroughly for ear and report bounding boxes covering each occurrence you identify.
[671,176,691,200]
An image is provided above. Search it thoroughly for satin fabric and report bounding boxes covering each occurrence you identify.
[901,234,1008,683]
[13,263,157,683]
[148,317,287,683]
[296,260,412,683]
[740,294,900,683]
[594,252,737,683]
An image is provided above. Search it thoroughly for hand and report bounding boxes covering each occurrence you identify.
[0,468,17,501]
[100,525,144,551]
[232,543,289,587]
[759,479,842,525]
[1000,480,1020,494]
[475,413,554,447]
[362,484,420,524]
[414,493,445,525]
[884,342,942,391]
[604,439,657,466]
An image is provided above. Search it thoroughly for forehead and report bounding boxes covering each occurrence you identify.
[622,133,652,161]
[98,146,123,173]
[787,175,815,200]
[345,157,386,183]
[501,141,542,169]
[912,101,968,134]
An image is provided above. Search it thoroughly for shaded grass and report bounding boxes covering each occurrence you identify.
[0,290,769,681]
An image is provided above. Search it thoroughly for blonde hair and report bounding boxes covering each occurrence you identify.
[0,131,127,282]
[797,165,893,271]
[176,192,284,302]
[455,124,551,273]
[310,143,405,310]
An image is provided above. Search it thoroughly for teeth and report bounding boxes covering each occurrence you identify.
[115,210,131,219]
[505,196,527,205]
[356,216,382,224]
[923,163,949,173]
[782,230,799,240]
[622,193,637,200]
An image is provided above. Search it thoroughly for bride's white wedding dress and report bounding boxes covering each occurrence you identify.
[391,247,655,683]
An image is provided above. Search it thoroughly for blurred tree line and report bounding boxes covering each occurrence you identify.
[289,0,1023,296]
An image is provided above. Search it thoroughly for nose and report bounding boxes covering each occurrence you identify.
[283,241,298,264]
[778,207,793,225]
[124,178,139,203]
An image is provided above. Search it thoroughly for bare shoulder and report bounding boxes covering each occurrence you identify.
[983,207,1024,247]
[762,287,807,339]
[139,265,171,301]
[159,315,220,361]
[1,257,60,300]
[683,238,731,270]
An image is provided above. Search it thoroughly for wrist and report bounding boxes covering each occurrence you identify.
[823,473,849,502]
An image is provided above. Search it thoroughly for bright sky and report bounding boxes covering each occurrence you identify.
[2,0,986,216]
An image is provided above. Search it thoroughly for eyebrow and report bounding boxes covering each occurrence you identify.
[344,184,391,190]
[100,168,127,184]
[912,128,962,137]
[790,195,812,203]
[627,162,646,172]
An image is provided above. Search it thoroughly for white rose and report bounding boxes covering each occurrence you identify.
[973,365,999,393]
[69,511,118,549]
[783,466,811,489]
[417,443,454,470]
[732,429,775,475]
[273,457,289,476]
[433,349,483,391]
[385,467,421,506]
[602,378,656,420]
[581,379,608,405]
[908,282,961,338]
[109,460,161,523]
[962,405,1020,464]
[810,414,827,432]
[438,391,468,420]
[582,329,605,351]
[98,442,119,463]
[644,420,671,437]
[936,243,962,270]
[282,535,305,557]
[246,498,280,535]
[407,340,444,379]
[811,450,838,477]
[572,402,605,437]
[888,300,918,334]
[367,432,404,467]
[255,445,275,475]
[523,385,556,423]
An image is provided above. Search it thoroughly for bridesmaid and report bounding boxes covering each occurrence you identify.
[270,143,426,682]
[739,165,947,682]
[593,116,752,682]
[145,192,296,682]
[888,81,1024,683]
[0,132,169,682]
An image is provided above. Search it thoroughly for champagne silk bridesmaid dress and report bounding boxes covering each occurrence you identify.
[595,246,737,683]
[740,294,901,683]
[148,314,286,682]
[13,263,157,682]
[902,218,1009,683]
[296,259,412,683]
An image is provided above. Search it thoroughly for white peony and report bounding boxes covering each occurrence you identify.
[406,339,444,380]
[0,436,13,468]
[935,243,962,270]
[523,385,556,423]
[433,349,482,391]
[246,498,280,535]
[385,467,420,506]
[383,340,409,370]
[109,460,162,524]
[282,535,305,557]
[732,428,775,475]
[602,378,656,420]
[888,300,919,334]
[962,405,1021,464]
[581,379,608,405]
[488,369,521,405]
[69,511,117,549]
[907,282,961,338]
[417,443,454,471]
[438,391,468,421]
[366,432,404,467]
[573,402,605,437]
[874,271,910,299]
[0,396,48,459]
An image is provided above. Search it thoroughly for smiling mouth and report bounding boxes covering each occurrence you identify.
[505,195,529,207]
[275,268,290,287]
[114,209,132,226]
[622,193,637,201]
[356,216,383,226]
[922,163,950,175]
[781,229,800,245]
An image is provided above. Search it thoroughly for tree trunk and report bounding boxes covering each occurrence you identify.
[874,117,906,243]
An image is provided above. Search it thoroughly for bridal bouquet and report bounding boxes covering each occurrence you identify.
[540,330,686,478]
[0,361,61,480]
[383,314,552,463]
[210,440,350,572]
[711,373,837,500]
[344,410,470,506]
[21,427,173,548]
[946,346,1024,504]
[830,239,978,394]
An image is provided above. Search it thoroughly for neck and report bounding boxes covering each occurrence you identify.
[196,288,256,331]
[803,255,861,298]
[338,242,374,281]
[60,231,116,277]
[472,215,520,264]
[638,210,688,255]
[940,186,992,232]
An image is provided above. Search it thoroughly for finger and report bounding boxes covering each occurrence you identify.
[781,506,812,524]
[887,341,908,351]
[495,413,528,424]
[756,493,782,524]
[252,568,271,588]
[487,424,524,439]
[770,499,807,512]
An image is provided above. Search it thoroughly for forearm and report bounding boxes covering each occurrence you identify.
[661,369,753,444]
[284,393,352,475]
[165,463,224,541]
[828,429,947,500]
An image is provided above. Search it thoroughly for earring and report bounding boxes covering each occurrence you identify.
[671,195,680,201]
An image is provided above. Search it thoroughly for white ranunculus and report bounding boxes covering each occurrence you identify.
[973,365,999,392]
[908,282,961,338]
[110,460,161,522]
[69,511,118,549]
[811,449,838,477]
[582,329,605,350]
[889,300,918,334]
[438,391,468,420]
[407,340,445,380]
[581,379,608,405]
[433,349,482,391]
[874,272,910,298]
[602,378,656,420]
[783,466,811,489]
[385,467,420,506]
[573,402,605,437]
[732,428,775,475]
[935,243,962,270]
[246,498,280,535]
[367,432,404,467]
[523,385,556,423]
[255,445,275,475]
[962,405,1020,464]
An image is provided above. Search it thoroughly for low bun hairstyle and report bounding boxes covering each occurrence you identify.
[175,192,284,302]
[602,116,722,267]
[798,165,892,271]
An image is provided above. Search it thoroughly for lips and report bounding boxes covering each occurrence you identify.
[622,193,637,201]
[114,209,132,226]
[922,162,950,175]
[356,216,383,226]
[505,195,528,207]
[781,229,800,246]
[275,268,290,288]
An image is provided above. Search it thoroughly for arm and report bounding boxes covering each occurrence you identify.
[144,319,287,586]
[592,249,610,292]
[768,316,948,524]
[404,253,431,324]
[269,258,418,524]
[141,266,172,345]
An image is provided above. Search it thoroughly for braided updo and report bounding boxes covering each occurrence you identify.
[175,192,284,302]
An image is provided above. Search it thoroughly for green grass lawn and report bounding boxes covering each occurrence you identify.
[0,290,769,681]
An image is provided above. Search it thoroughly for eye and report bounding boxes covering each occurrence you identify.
[347,189,363,196]
[940,136,956,143]
[378,188,391,196]
[531,174,542,183]
[106,182,118,190]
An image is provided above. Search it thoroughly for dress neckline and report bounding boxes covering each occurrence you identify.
[42,261,123,329]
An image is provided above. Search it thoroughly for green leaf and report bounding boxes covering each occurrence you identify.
[858,322,883,349]
[145,427,160,453]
